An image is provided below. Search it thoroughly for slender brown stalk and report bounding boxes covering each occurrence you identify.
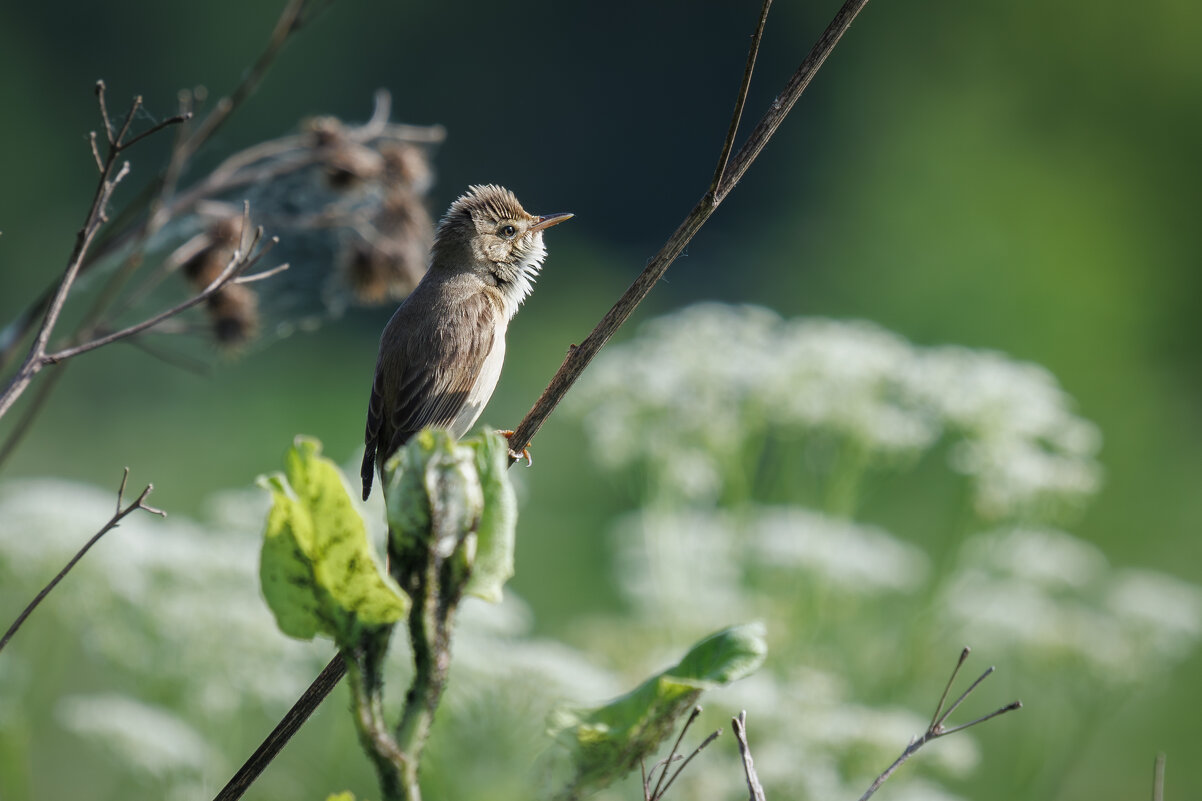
[0,469,165,655]
[506,0,872,458]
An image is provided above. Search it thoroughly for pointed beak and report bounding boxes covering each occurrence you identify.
[530,212,574,232]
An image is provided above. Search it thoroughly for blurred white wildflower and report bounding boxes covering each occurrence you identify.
[0,479,329,714]
[0,472,619,797]
[611,509,749,626]
[452,594,620,703]
[56,694,218,779]
[905,346,1102,520]
[571,303,1101,522]
[751,507,929,593]
[939,527,1202,681]
[611,505,926,630]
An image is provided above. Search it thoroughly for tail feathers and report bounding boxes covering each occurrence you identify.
[360,439,377,501]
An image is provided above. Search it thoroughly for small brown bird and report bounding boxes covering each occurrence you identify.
[361,184,572,500]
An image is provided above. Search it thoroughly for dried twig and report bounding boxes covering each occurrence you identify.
[0,0,346,378]
[640,707,722,801]
[857,648,1022,801]
[1152,753,1166,801]
[0,468,165,655]
[505,0,872,461]
[732,711,766,801]
[42,224,284,364]
[0,83,189,421]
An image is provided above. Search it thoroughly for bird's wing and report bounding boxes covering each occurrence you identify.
[361,292,498,500]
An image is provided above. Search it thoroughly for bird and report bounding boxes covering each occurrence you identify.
[360,184,572,500]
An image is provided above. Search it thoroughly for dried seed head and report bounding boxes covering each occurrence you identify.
[180,216,243,288]
[379,142,433,194]
[303,115,347,148]
[206,284,260,348]
[341,189,431,303]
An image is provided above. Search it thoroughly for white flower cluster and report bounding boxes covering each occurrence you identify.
[611,507,929,627]
[0,473,615,795]
[572,303,1102,521]
[939,526,1202,681]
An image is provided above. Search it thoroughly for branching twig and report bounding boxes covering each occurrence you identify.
[505,0,872,461]
[213,1,874,796]
[0,468,165,655]
[0,0,342,376]
[642,706,722,801]
[42,225,284,365]
[857,648,1022,801]
[0,84,188,420]
[732,711,766,801]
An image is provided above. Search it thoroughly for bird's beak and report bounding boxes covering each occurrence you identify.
[531,212,574,232]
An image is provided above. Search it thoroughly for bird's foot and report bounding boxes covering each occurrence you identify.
[496,430,532,466]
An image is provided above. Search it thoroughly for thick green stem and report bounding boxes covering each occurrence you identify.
[392,542,460,800]
[343,633,408,801]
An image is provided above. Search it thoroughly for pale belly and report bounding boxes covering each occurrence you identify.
[450,330,506,439]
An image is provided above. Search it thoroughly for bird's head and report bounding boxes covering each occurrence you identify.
[431,184,572,314]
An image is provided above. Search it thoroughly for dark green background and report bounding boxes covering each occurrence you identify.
[1,1,1199,799]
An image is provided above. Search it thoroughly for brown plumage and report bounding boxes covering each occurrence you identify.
[360,185,572,500]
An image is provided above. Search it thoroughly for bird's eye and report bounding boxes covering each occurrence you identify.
[500,224,516,238]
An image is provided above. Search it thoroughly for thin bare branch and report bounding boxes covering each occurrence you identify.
[1152,753,1166,801]
[505,0,873,460]
[654,725,722,800]
[0,469,164,656]
[41,233,280,364]
[732,712,766,801]
[96,80,114,145]
[929,646,971,730]
[89,131,104,172]
[710,0,773,198]
[113,96,143,149]
[234,261,291,285]
[0,365,67,469]
[936,665,995,730]
[938,700,1022,736]
[652,706,702,800]
[121,110,194,150]
[716,0,870,202]
[0,0,336,382]
[857,650,1020,801]
[184,0,312,151]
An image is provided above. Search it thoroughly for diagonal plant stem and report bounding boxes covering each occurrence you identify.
[710,0,773,198]
[213,2,875,798]
[0,468,165,655]
[505,0,872,459]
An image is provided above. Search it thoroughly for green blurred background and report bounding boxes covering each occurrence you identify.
[1,0,1200,799]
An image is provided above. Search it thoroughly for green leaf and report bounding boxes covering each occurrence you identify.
[464,430,517,602]
[324,793,357,801]
[259,436,409,647]
[552,623,767,795]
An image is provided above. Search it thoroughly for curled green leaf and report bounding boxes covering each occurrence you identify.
[259,436,409,648]
[552,623,767,796]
